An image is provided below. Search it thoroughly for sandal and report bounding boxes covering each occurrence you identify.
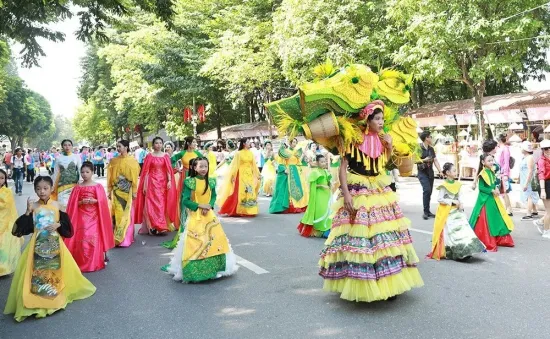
[522,215,533,220]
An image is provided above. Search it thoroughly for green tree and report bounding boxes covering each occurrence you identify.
[388,0,550,136]
[0,0,175,67]
[0,78,53,149]
[273,0,390,84]
[73,101,114,145]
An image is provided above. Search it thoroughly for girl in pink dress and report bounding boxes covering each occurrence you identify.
[65,161,114,272]
[134,137,178,235]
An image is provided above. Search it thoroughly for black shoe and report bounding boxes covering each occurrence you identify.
[423,214,429,220]
[387,296,398,301]
[522,215,533,220]
[508,212,513,216]
[428,212,436,218]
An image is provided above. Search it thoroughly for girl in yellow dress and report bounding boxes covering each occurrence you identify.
[0,169,23,276]
[4,176,95,322]
[218,138,261,217]
[261,141,276,196]
[165,157,237,282]
[107,140,140,248]
[202,141,217,177]
[160,136,203,250]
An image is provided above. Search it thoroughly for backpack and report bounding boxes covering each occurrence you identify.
[509,156,515,169]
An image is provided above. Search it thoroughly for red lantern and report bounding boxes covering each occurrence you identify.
[183,107,192,123]
[197,104,206,123]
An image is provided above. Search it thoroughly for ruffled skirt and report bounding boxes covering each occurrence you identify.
[318,173,423,302]
[443,211,486,260]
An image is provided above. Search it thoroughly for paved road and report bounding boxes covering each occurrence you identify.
[1,175,549,339]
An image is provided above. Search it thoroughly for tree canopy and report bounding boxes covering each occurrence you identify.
[0,0,175,67]
[5,0,543,145]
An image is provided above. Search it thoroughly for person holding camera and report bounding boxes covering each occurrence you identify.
[418,131,442,220]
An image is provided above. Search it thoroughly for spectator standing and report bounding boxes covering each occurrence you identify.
[11,148,25,195]
[496,134,513,215]
[94,147,105,177]
[24,149,35,183]
[418,131,442,220]
[32,148,40,175]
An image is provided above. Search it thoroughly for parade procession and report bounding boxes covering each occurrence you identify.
[1,1,550,338]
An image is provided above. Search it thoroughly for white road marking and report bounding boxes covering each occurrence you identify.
[235,255,269,275]
[409,228,433,235]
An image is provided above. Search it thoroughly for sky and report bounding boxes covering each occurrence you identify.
[14,16,550,119]
[15,15,86,118]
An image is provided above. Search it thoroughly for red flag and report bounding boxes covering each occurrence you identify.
[183,107,192,123]
[198,104,205,123]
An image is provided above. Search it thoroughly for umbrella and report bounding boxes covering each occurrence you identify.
[458,130,469,137]
[508,134,522,143]
[434,125,445,131]
[508,123,522,130]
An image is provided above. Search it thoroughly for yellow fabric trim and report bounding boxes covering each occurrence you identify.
[479,168,494,186]
[326,218,411,242]
[437,181,462,195]
[429,204,452,260]
[495,196,514,231]
[322,267,424,302]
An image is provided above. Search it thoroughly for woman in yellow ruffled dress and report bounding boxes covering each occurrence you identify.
[4,176,95,322]
[0,169,23,276]
[261,141,276,196]
[107,140,140,247]
[218,138,261,217]
[319,101,423,302]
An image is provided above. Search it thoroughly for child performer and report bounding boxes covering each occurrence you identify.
[427,163,485,261]
[3,176,95,322]
[65,161,115,272]
[0,169,23,276]
[469,154,515,251]
[165,157,238,283]
[297,154,332,238]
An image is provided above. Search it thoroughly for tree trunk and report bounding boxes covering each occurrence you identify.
[473,81,486,140]
[16,136,23,149]
[265,90,273,139]
[216,103,222,139]
[139,128,144,146]
[8,137,15,151]
[418,81,425,107]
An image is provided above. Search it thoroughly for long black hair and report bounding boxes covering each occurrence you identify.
[61,139,73,147]
[477,153,494,176]
[183,136,195,151]
[118,139,130,152]
[0,169,8,187]
[238,138,248,151]
[188,157,210,194]
[152,136,164,147]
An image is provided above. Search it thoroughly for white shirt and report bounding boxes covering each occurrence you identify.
[251,147,262,166]
[134,148,143,162]
[13,155,24,169]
